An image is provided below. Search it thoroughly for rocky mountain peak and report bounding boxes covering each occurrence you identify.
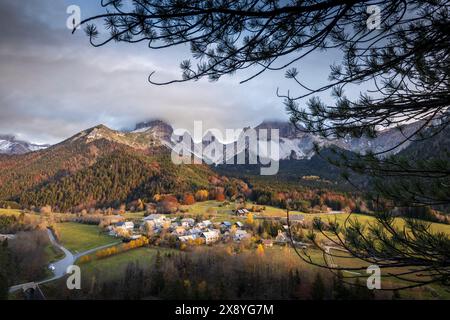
[0,134,49,155]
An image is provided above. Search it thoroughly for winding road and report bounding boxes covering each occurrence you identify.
[9,229,120,293]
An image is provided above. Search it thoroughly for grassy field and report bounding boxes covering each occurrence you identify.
[182,201,450,234]
[302,212,450,234]
[56,222,118,253]
[269,245,448,299]
[123,211,145,220]
[77,247,173,281]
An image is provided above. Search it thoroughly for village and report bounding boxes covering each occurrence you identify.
[105,206,307,248]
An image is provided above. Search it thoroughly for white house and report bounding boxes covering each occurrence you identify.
[221,221,232,229]
[143,214,170,229]
[189,227,203,236]
[172,226,187,236]
[181,218,195,228]
[233,230,250,242]
[116,221,134,230]
[201,230,220,244]
[234,221,244,228]
[178,235,198,243]
[235,208,249,216]
[144,214,166,223]
[202,220,213,227]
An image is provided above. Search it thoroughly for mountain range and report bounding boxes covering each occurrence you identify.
[0,135,49,155]
[0,119,422,158]
[0,118,443,211]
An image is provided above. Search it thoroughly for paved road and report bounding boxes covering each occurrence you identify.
[324,246,361,275]
[9,229,120,292]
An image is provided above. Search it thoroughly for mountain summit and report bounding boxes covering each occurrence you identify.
[0,134,49,155]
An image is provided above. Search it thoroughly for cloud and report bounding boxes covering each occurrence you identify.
[0,0,339,145]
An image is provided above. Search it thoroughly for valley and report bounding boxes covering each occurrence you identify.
[0,119,448,300]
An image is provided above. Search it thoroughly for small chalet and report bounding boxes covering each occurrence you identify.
[234,208,249,216]
[234,221,244,228]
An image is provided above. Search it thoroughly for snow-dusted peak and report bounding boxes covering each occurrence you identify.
[0,135,49,155]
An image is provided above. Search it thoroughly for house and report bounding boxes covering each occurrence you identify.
[262,239,273,247]
[141,219,156,231]
[275,230,289,243]
[189,227,203,236]
[201,230,220,244]
[234,208,249,216]
[233,230,250,242]
[221,221,232,229]
[116,221,134,230]
[181,218,195,228]
[234,221,244,228]
[170,222,180,229]
[143,214,166,223]
[202,220,213,228]
[143,214,170,229]
[178,235,197,243]
[172,226,186,236]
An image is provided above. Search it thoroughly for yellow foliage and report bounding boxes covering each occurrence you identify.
[256,244,265,256]
[246,213,254,225]
[195,189,209,201]
[78,255,91,264]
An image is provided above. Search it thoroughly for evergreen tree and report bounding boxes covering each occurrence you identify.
[311,272,326,300]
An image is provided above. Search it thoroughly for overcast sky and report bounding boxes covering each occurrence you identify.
[0,0,350,144]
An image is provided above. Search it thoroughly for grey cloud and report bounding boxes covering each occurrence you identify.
[0,0,341,145]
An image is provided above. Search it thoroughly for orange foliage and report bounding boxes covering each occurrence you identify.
[182,193,196,205]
